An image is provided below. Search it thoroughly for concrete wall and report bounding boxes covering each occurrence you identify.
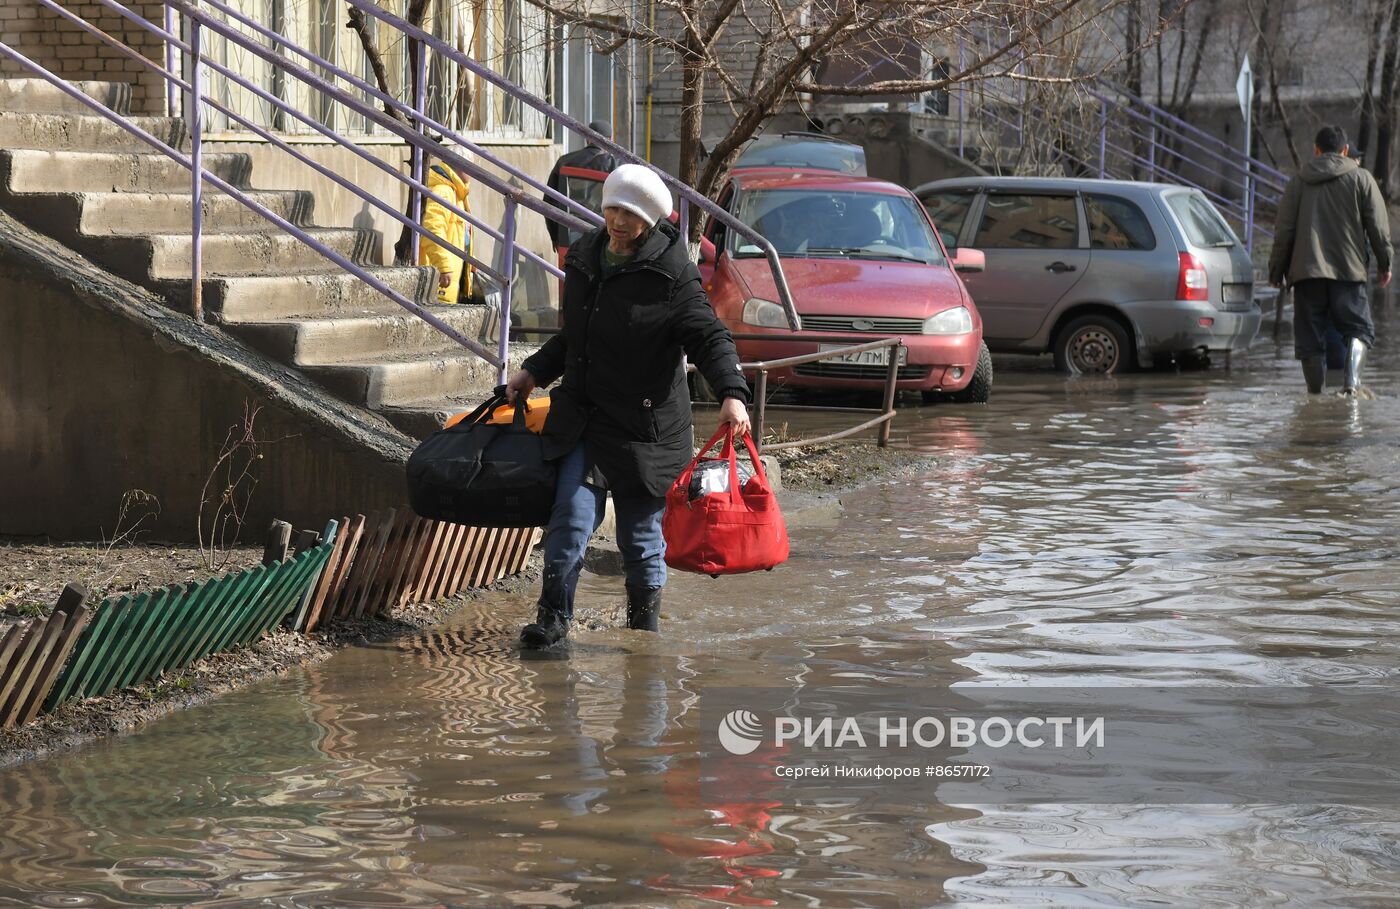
[0,210,415,542]
[0,1,167,115]
[204,135,564,313]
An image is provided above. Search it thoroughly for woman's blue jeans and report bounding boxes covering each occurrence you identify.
[539,444,667,620]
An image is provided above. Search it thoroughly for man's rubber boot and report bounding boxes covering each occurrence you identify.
[1342,338,1368,395]
[626,585,662,632]
[521,606,570,649]
[1301,356,1327,394]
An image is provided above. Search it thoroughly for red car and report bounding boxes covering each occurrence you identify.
[698,168,992,403]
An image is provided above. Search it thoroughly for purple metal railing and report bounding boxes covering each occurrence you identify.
[38,0,516,298]
[3,0,799,390]
[952,52,1289,254]
[0,40,501,365]
[342,0,802,331]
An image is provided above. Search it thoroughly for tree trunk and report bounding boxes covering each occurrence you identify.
[677,49,706,190]
[1357,0,1390,161]
[1374,0,1400,197]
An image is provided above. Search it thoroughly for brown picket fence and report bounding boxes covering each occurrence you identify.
[292,508,539,633]
[0,584,92,730]
[0,511,538,729]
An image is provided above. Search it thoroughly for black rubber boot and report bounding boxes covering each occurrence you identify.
[1301,356,1326,394]
[625,585,662,632]
[520,606,570,649]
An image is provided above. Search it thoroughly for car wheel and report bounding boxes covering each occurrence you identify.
[948,342,993,403]
[1053,314,1131,375]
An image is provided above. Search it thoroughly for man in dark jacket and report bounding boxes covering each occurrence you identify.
[507,164,751,648]
[544,120,618,250]
[1269,125,1393,394]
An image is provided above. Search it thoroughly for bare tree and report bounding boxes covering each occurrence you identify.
[532,0,1141,209]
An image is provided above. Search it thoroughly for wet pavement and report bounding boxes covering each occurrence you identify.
[4,297,1400,907]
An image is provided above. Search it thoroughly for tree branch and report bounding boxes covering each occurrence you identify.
[346,6,410,126]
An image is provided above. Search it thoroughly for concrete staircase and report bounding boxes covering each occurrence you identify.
[0,77,525,440]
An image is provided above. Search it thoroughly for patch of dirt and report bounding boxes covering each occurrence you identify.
[0,550,542,770]
[771,440,931,492]
[0,537,262,623]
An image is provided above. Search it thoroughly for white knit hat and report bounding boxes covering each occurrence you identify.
[601,163,672,227]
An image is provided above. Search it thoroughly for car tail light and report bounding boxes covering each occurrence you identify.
[1177,252,1209,302]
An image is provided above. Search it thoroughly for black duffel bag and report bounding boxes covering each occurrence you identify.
[406,387,556,527]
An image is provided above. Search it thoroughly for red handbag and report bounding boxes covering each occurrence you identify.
[663,426,790,577]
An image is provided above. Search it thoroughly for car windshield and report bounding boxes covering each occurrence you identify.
[731,188,947,265]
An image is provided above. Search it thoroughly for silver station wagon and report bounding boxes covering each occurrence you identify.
[914,176,1261,374]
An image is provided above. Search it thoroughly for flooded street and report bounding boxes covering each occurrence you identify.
[5,300,1400,908]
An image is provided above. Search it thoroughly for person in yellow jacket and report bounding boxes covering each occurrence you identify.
[418,156,474,304]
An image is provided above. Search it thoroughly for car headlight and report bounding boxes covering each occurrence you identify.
[743,298,788,328]
[922,306,973,335]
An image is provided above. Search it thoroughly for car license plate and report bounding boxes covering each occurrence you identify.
[819,344,908,366]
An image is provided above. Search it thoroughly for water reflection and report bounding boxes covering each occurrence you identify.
[4,303,1400,905]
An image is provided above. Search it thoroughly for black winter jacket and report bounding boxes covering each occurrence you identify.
[544,145,617,248]
[521,222,751,497]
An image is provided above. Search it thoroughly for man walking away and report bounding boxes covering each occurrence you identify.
[1270,125,1393,395]
[544,120,618,250]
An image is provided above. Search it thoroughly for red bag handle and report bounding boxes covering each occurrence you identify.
[677,425,772,504]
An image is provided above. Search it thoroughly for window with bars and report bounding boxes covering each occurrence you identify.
[190,0,555,139]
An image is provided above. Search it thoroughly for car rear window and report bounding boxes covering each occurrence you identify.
[974,193,1079,249]
[1166,193,1237,247]
[1086,194,1156,250]
[735,137,867,174]
[920,190,976,249]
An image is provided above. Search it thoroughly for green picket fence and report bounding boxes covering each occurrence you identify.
[42,522,338,711]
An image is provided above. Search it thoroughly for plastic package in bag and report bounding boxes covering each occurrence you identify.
[688,457,754,502]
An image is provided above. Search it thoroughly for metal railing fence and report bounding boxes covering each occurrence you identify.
[0,0,802,387]
[948,39,1290,254]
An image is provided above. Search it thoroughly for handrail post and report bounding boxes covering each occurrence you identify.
[409,37,427,265]
[189,17,203,321]
[878,341,899,448]
[163,2,176,117]
[957,38,966,159]
[753,369,768,455]
[1147,113,1157,177]
[498,200,518,385]
[1097,98,1108,179]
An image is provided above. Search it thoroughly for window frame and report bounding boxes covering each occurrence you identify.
[1084,192,1158,252]
[969,190,1088,251]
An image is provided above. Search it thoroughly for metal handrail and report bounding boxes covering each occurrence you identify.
[515,327,904,453]
[39,0,509,285]
[0,39,502,367]
[1091,82,1289,183]
[344,0,804,333]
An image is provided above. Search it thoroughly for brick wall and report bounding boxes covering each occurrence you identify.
[1,1,169,114]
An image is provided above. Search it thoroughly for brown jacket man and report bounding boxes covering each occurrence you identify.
[1269,126,1393,394]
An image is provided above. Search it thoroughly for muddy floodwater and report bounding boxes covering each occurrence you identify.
[5,301,1400,908]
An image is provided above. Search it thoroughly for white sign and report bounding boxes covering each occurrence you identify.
[1236,54,1254,119]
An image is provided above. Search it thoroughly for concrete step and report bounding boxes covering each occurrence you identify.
[0,111,186,152]
[306,342,531,410]
[207,269,439,322]
[95,227,381,281]
[227,306,492,366]
[0,148,251,195]
[0,78,131,116]
[77,189,314,235]
[376,351,538,438]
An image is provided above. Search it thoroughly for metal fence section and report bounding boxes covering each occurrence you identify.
[948,37,1288,254]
